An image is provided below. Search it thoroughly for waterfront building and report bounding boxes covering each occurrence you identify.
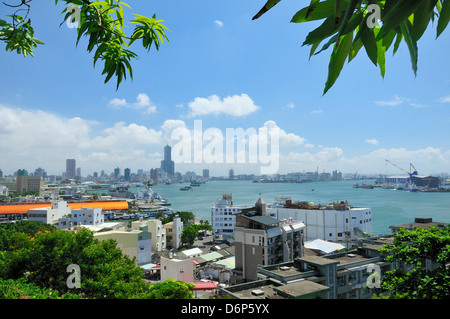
[265,197,372,243]
[160,144,175,178]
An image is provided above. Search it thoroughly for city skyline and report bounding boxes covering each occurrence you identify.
[1,2,450,177]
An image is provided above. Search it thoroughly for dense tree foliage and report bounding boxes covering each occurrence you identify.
[0,221,194,299]
[378,225,450,299]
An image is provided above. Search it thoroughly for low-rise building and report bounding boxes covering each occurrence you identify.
[164,215,183,249]
[94,229,152,266]
[28,201,71,228]
[131,218,166,252]
[72,207,104,226]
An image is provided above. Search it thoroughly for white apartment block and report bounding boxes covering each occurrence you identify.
[211,194,253,240]
[265,198,373,243]
[28,201,71,227]
[160,256,194,283]
[72,207,104,227]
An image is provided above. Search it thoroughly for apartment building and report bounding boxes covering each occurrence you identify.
[131,218,166,252]
[234,197,305,281]
[211,194,254,240]
[164,215,183,249]
[222,237,393,299]
[72,207,104,226]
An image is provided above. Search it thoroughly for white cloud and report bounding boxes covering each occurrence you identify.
[108,93,157,114]
[374,95,409,106]
[187,94,260,117]
[311,109,323,114]
[439,96,450,103]
[214,20,224,28]
[286,102,295,109]
[262,120,305,146]
[365,138,379,145]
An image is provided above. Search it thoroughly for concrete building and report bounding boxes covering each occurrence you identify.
[94,229,152,266]
[233,197,305,281]
[164,215,183,249]
[28,201,71,227]
[222,237,393,299]
[16,176,43,195]
[211,194,254,240]
[160,144,175,178]
[266,197,372,242]
[131,218,166,252]
[66,159,76,180]
[160,256,194,283]
[72,207,104,226]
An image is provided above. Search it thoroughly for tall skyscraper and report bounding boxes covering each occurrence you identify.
[66,159,76,180]
[124,168,131,181]
[160,144,175,178]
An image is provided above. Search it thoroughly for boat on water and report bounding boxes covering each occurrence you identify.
[190,181,201,187]
[180,186,192,191]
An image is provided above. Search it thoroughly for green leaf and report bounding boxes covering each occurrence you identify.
[399,20,418,76]
[252,0,281,20]
[381,0,423,35]
[291,0,340,23]
[411,0,437,41]
[437,0,450,38]
[323,32,353,95]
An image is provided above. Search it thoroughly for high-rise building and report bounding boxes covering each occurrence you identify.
[124,168,131,181]
[203,169,210,179]
[66,159,76,180]
[160,144,175,178]
[229,168,234,180]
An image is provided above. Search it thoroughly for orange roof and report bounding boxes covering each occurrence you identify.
[0,200,129,215]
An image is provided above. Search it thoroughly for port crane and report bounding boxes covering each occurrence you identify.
[385,160,418,190]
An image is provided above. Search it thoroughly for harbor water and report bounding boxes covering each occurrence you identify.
[126,180,450,236]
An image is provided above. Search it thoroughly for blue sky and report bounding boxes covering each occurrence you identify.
[1,1,450,177]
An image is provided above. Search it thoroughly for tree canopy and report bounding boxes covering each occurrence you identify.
[0,221,194,299]
[378,225,450,299]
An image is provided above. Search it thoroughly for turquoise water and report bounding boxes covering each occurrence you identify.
[129,180,450,235]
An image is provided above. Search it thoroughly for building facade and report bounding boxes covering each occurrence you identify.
[266,198,372,242]
[160,144,175,178]
[66,159,76,180]
[211,194,253,240]
[234,214,305,281]
[72,207,104,226]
